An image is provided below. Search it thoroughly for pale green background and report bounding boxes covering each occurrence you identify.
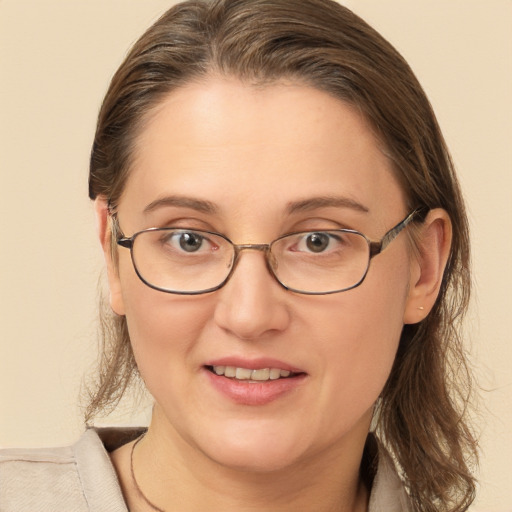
[1,1,510,510]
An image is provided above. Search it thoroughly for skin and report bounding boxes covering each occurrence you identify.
[96,78,451,511]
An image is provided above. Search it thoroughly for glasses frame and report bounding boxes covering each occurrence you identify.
[115,208,425,295]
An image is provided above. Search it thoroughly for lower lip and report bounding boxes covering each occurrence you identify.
[204,368,307,406]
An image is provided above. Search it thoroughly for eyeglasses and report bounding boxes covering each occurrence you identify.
[115,209,424,295]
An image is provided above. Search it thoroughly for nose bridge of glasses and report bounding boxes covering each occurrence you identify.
[231,243,279,275]
[233,243,273,265]
[234,243,270,252]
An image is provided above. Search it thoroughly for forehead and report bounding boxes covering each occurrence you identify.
[121,77,405,225]
[134,77,381,163]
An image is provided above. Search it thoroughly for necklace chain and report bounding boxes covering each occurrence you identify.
[130,434,166,512]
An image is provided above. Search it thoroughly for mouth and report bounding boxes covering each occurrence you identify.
[203,361,307,405]
[205,365,301,382]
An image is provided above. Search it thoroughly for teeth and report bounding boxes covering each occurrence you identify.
[269,368,281,380]
[251,368,270,380]
[211,365,294,381]
[224,366,236,378]
[235,367,253,380]
[213,366,225,375]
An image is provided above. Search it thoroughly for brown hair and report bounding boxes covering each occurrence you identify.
[87,1,477,510]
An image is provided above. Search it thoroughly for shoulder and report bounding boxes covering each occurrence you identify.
[0,428,136,512]
[367,435,412,512]
[0,440,89,511]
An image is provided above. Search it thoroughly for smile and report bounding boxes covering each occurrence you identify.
[208,365,295,381]
[204,363,307,405]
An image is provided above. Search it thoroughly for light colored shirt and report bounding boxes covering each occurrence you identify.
[0,428,410,511]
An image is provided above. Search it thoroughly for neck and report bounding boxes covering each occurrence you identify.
[131,409,371,512]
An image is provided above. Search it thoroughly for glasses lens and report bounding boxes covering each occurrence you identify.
[271,230,370,293]
[131,229,234,293]
[129,228,370,294]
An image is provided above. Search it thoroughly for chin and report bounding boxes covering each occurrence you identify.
[196,422,309,473]
[208,445,301,474]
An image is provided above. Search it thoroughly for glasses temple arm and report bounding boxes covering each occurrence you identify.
[370,207,427,256]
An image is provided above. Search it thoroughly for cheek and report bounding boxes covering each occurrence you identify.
[117,257,213,394]
[312,251,411,409]
[314,294,403,395]
[124,296,213,416]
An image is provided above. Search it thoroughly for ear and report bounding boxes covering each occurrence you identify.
[94,197,126,316]
[403,208,452,324]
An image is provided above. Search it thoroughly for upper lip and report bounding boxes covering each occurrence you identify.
[204,357,305,373]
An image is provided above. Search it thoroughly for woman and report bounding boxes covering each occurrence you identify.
[0,0,477,510]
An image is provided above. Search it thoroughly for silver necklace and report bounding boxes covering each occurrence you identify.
[130,434,165,512]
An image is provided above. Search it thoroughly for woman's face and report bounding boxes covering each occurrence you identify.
[108,78,418,471]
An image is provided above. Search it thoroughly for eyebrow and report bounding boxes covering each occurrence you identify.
[143,195,218,214]
[286,196,370,214]
[142,194,368,216]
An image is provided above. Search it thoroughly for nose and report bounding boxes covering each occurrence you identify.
[213,250,291,341]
